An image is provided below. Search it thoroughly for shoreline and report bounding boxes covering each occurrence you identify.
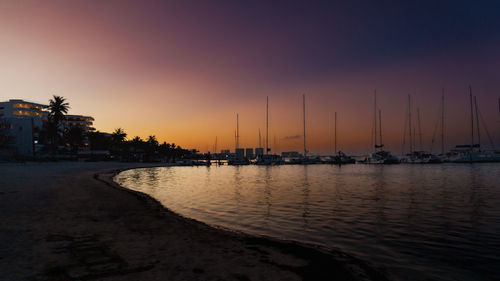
[1,162,391,281]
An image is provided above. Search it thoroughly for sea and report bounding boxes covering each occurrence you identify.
[114,164,500,281]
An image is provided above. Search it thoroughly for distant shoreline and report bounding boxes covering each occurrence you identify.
[1,162,390,281]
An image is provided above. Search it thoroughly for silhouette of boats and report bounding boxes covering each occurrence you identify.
[326,151,356,164]
[192,160,211,166]
[449,86,500,163]
[325,112,355,164]
[289,94,326,165]
[400,95,442,164]
[360,90,399,164]
[255,154,283,165]
[448,145,500,163]
[401,151,442,164]
[255,96,283,165]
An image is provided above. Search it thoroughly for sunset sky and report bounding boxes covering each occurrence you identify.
[1,0,499,154]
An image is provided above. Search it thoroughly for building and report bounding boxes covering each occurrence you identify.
[0,99,48,127]
[0,99,47,157]
[61,115,95,147]
[235,148,245,159]
[245,148,254,159]
[255,147,264,156]
[0,118,35,157]
[0,99,95,156]
[61,115,95,132]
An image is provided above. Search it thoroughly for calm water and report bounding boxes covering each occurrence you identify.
[115,164,500,281]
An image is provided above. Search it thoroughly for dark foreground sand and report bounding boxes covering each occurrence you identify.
[0,162,390,281]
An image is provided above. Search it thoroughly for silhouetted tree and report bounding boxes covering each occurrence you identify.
[45,95,70,152]
[111,128,127,144]
[47,95,69,125]
[88,131,112,151]
[147,135,158,151]
[111,128,127,157]
[65,127,85,153]
[130,136,144,151]
[87,129,193,162]
[158,142,168,157]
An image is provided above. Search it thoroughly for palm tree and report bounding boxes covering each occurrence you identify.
[111,128,127,156]
[45,95,70,152]
[111,128,127,144]
[130,136,144,152]
[147,135,159,149]
[47,95,70,125]
[132,136,142,143]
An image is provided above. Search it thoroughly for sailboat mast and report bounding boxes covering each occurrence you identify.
[274,134,277,154]
[266,96,269,155]
[236,113,240,149]
[215,136,217,154]
[258,128,261,148]
[441,88,445,154]
[474,96,480,149]
[303,94,306,157]
[379,109,383,146]
[413,128,416,152]
[469,86,474,153]
[334,112,337,154]
[417,108,422,151]
[374,90,377,151]
[408,95,413,153]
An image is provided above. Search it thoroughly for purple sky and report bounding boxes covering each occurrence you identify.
[0,0,499,154]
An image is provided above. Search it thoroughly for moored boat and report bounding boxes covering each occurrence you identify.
[255,154,283,165]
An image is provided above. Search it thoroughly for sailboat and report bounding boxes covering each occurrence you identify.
[401,95,441,164]
[430,89,448,162]
[449,86,500,163]
[326,112,355,164]
[362,90,399,164]
[298,94,322,164]
[256,96,283,165]
[228,113,250,165]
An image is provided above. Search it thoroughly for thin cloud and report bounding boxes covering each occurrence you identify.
[282,135,301,140]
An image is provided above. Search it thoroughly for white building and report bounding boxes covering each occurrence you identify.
[0,99,48,127]
[0,99,95,157]
[0,118,35,157]
[0,100,48,157]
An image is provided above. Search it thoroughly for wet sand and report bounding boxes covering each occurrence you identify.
[0,162,390,281]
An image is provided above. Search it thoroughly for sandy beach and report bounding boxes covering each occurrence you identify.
[0,162,389,281]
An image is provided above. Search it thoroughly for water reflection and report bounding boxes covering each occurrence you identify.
[263,167,272,221]
[233,166,242,205]
[468,165,486,228]
[204,166,212,187]
[301,165,310,226]
[331,169,343,211]
[146,167,159,191]
[372,166,387,231]
[129,169,143,186]
[115,164,500,281]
